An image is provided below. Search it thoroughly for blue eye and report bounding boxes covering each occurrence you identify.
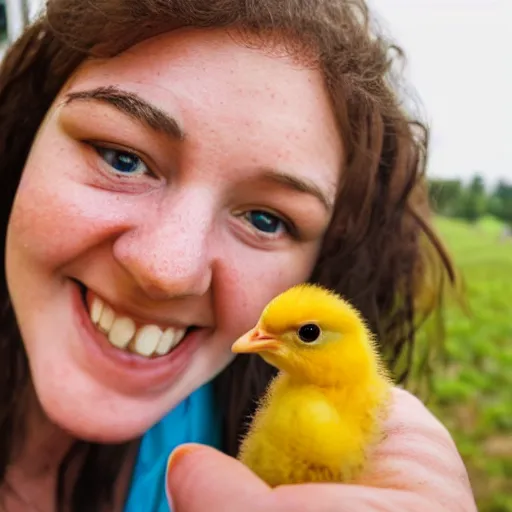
[96,147,148,176]
[245,210,286,235]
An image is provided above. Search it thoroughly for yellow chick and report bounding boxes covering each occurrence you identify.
[231,283,392,487]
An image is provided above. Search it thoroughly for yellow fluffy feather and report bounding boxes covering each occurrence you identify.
[231,283,392,486]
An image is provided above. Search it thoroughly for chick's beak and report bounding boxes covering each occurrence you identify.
[231,327,280,354]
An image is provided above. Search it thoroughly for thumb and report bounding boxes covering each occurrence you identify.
[166,443,270,512]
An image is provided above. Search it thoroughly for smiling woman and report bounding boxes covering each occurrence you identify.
[0,1,476,512]
[7,28,339,443]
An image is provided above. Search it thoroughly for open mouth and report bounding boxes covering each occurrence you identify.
[76,281,197,359]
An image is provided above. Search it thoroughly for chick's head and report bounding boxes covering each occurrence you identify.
[231,284,383,387]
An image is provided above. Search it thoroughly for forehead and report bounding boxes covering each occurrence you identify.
[63,28,343,194]
[70,28,329,97]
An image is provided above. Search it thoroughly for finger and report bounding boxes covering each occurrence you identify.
[166,443,270,512]
[356,388,477,511]
[271,483,436,512]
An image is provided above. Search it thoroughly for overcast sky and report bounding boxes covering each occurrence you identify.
[369,0,511,187]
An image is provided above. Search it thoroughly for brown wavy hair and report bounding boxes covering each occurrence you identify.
[0,0,455,510]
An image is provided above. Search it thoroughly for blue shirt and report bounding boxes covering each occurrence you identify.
[123,383,222,512]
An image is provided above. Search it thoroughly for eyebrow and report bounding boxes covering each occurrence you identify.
[64,86,332,209]
[261,169,333,211]
[64,85,185,140]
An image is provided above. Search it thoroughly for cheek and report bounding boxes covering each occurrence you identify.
[7,196,93,295]
[7,152,127,271]
[213,247,318,340]
[9,172,86,262]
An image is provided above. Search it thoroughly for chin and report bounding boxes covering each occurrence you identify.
[44,401,166,444]
[32,373,177,443]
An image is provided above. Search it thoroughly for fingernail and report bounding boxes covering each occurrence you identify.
[166,445,197,511]
[167,443,200,473]
[166,444,202,511]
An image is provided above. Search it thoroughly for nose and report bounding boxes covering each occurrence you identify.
[113,193,214,301]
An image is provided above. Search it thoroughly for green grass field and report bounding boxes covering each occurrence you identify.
[427,216,512,511]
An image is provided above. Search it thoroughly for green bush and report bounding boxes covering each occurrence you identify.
[423,216,512,511]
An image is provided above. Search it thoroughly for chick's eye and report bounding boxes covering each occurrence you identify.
[245,210,287,235]
[95,146,149,176]
[297,323,321,343]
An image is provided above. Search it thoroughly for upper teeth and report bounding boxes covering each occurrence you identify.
[89,295,187,357]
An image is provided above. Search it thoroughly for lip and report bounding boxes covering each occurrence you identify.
[70,279,204,395]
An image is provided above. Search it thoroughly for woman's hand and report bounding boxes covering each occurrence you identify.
[166,387,477,512]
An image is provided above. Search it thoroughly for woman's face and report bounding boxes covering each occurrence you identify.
[5,28,342,441]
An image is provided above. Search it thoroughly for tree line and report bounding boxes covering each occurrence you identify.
[428,175,512,226]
